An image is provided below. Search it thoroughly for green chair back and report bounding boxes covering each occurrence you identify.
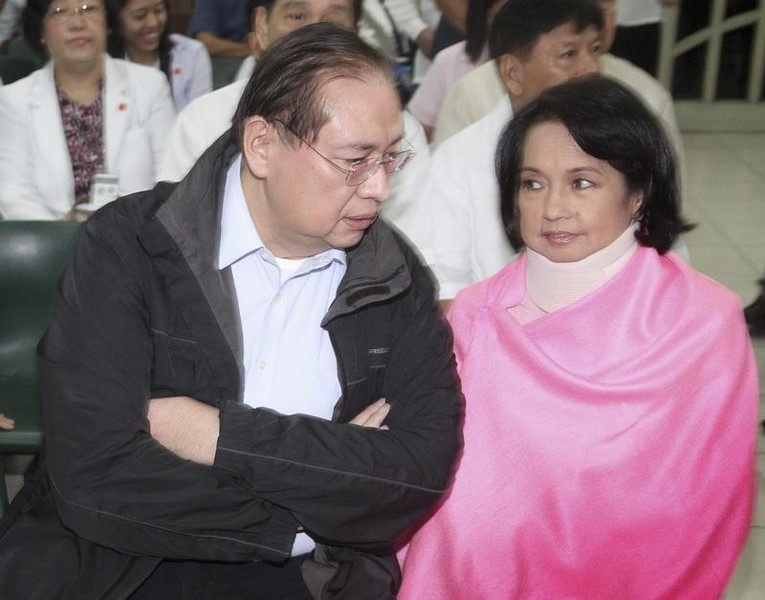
[0,55,40,85]
[0,221,82,513]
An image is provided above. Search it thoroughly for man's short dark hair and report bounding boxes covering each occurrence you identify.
[495,75,693,254]
[232,22,395,148]
[488,0,603,60]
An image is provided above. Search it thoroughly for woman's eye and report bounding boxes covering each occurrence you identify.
[286,11,305,21]
[572,178,593,190]
[520,179,542,191]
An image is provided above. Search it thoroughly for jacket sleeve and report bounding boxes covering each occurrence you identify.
[41,213,299,562]
[213,242,464,548]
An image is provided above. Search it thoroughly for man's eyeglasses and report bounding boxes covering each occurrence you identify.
[46,3,105,23]
[272,118,416,187]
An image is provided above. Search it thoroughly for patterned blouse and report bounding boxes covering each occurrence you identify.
[56,81,104,203]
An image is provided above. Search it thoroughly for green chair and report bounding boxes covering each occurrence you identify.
[211,56,244,89]
[0,221,82,517]
[0,55,40,85]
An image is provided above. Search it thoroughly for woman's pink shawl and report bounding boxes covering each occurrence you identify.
[399,247,757,599]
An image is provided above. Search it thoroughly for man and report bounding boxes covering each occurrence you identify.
[424,0,603,304]
[0,24,463,598]
[160,0,433,259]
[431,0,682,150]
[161,0,362,181]
[188,0,251,58]
[611,0,679,76]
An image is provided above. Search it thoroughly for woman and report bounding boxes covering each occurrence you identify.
[399,75,757,598]
[107,0,212,111]
[0,0,175,219]
[406,0,505,140]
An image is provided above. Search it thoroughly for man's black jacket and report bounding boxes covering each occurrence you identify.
[0,136,463,598]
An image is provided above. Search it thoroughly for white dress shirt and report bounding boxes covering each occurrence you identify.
[218,156,347,555]
[423,97,516,299]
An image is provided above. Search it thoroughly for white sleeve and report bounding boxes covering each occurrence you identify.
[159,103,209,181]
[147,76,178,182]
[186,41,214,105]
[381,111,432,256]
[384,0,429,41]
[423,137,475,299]
[0,0,24,45]
[0,87,55,219]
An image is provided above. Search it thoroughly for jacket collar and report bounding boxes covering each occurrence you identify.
[140,133,413,353]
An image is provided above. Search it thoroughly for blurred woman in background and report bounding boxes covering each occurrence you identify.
[107,0,211,111]
[0,0,175,219]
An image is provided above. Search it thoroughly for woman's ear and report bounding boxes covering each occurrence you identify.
[241,116,272,179]
[629,191,644,220]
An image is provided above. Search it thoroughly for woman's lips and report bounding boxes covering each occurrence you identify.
[141,32,161,46]
[543,231,579,244]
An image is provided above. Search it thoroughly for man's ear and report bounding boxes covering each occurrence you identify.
[241,117,272,179]
[254,6,270,53]
[245,30,262,58]
[497,53,524,97]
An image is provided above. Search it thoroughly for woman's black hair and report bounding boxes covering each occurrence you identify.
[464,0,504,63]
[106,0,174,87]
[495,74,694,253]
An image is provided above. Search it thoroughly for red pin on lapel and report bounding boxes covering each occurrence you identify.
[118,102,128,111]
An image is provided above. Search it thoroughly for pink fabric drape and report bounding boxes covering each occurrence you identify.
[399,248,757,599]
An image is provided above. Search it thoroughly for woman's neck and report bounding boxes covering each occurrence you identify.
[54,60,103,105]
[126,48,159,67]
[525,225,638,314]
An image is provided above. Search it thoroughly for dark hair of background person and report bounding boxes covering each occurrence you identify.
[106,0,174,86]
[495,74,694,254]
[247,0,364,27]
[465,0,503,63]
[488,0,602,61]
[232,22,395,150]
[23,0,114,54]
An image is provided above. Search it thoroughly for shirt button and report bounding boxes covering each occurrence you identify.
[259,361,266,369]
[275,293,281,301]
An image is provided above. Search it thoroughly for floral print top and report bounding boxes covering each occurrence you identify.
[57,81,104,203]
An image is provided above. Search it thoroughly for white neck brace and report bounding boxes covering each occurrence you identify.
[526,224,638,314]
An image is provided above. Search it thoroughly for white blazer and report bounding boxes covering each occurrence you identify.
[169,33,213,111]
[0,54,176,219]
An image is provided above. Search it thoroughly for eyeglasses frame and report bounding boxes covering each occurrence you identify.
[271,118,415,187]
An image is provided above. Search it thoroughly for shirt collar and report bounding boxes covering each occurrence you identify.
[218,154,264,270]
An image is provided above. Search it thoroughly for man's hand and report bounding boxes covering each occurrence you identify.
[147,396,219,465]
[349,398,390,430]
[0,412,15,431]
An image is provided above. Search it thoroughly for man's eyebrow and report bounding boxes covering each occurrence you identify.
[337,134,405,153]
